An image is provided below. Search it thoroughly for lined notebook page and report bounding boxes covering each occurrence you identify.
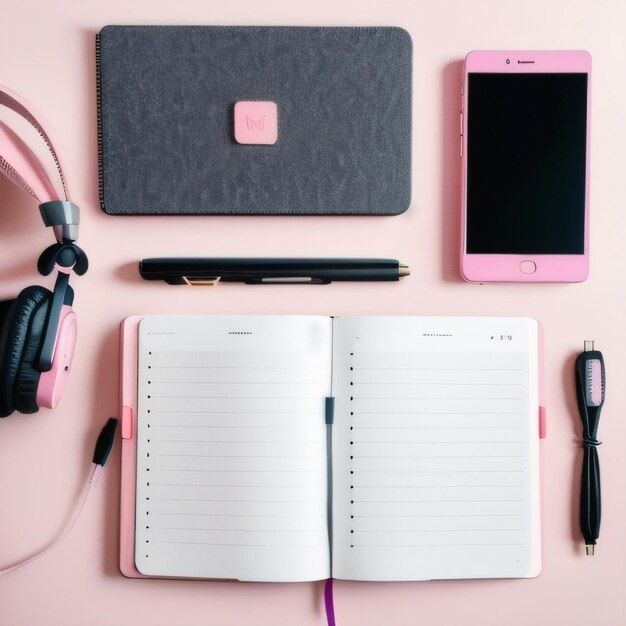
[331,317,540,581]
[135,316,332,582]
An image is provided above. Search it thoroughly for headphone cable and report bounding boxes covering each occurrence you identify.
[0,418,117,577]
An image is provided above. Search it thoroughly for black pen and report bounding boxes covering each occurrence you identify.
[139,258,410,285]
[574,341,605,556]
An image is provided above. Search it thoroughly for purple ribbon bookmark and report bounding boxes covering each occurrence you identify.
[324,578,336,626]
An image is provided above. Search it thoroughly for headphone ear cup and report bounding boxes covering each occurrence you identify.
[0,286,50,417]
[0,299,15,338]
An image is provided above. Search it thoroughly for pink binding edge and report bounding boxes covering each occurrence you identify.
[119,316,144,578]
[460,51,592,283]
[531,320,545,577]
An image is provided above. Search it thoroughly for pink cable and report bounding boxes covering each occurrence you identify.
[0,463,101,577]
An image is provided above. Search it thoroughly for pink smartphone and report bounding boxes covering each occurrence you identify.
[460,50,591,283]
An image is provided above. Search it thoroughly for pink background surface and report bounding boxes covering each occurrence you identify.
[1,1,625,624]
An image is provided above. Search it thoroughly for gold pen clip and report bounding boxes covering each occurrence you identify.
[182,276,221,286]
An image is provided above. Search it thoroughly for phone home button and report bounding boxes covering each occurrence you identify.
[520,260,537,274]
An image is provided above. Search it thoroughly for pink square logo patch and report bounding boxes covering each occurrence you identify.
[234,101,278,145]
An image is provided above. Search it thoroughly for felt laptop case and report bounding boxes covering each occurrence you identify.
[96,25,412,216]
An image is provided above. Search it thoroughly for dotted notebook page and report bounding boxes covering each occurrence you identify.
[331,316,541,581]
[134,315,332,582]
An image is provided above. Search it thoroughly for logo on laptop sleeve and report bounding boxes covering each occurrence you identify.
[234,101,278,145]
[245,114,265,131]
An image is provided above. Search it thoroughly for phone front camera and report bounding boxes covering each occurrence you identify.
[506,58,511,64]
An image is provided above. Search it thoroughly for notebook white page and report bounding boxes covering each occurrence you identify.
[331,317,541,581]
[135,315,332,582]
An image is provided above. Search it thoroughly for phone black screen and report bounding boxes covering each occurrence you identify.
[466,73,588,254]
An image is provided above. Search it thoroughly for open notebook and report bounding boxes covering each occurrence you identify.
[119,315,544,582]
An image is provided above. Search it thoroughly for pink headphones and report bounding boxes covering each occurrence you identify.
[0,86,116,579]
[0,85,87,416]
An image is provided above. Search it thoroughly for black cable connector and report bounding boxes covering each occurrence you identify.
[92,418,118,466]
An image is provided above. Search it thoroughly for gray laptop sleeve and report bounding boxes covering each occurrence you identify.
[97,25,412,215]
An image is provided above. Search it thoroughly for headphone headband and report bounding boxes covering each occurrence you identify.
[0,86,69,199]
[0,85,79,242]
